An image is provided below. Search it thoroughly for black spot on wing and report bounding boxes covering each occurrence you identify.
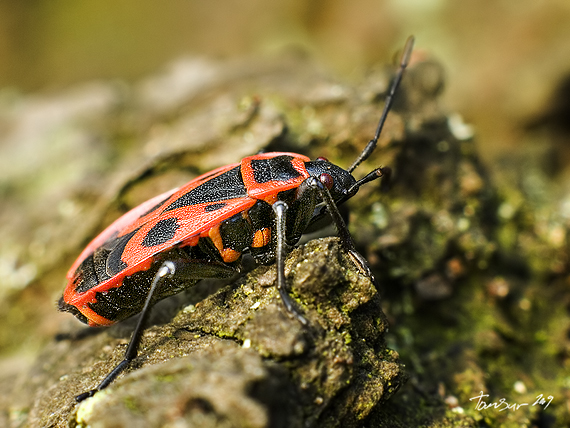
[141,218,180,247]
[204,203,227,212]
[250,156,301,183]
[164,166,246,211]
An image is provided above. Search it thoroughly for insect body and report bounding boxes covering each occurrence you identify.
[59,37,414,402]
[60,153,361,326]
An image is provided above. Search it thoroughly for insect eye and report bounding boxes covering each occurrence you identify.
[316,156,328,162]
[319,173,334,190]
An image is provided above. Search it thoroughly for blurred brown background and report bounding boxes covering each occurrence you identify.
[1,0,569,164]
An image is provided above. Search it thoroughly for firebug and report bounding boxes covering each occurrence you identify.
[59,37,415,402]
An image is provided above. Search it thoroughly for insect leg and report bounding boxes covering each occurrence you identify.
[272,201,309,326]
[307,177,377,285]
[75,261,176,402]
[74,256,238,403]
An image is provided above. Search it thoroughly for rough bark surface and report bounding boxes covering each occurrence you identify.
[17,239,400,428]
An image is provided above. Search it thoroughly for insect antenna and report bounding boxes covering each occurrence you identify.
[347,36,414,174]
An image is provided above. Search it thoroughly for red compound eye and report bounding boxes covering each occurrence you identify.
[316,156,328,162]
[319,173,334,190]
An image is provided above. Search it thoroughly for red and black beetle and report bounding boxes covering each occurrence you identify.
[59,37,414,402]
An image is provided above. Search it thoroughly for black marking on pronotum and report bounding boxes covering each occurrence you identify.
[164,166,246,211]
[204,203,227,212]
[142,218,180,247]
[250,156,301,183]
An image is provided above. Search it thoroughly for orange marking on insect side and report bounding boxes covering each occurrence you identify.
[208,225,224,252]
[252,228,271,248]
[221,248,241,263]
[180,235,200,247]
[207,224,241,263]
[263,194,278,205]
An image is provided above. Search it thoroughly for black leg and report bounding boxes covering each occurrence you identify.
[307,177,378,285]
[75,261,176,402]
[272,201,309,326]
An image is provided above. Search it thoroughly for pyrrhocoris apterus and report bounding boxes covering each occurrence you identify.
[59,37,414,402]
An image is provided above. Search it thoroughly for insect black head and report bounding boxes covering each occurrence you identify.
[305,161,356,201]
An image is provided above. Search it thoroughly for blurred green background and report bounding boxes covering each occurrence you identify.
[1,0,569,163]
